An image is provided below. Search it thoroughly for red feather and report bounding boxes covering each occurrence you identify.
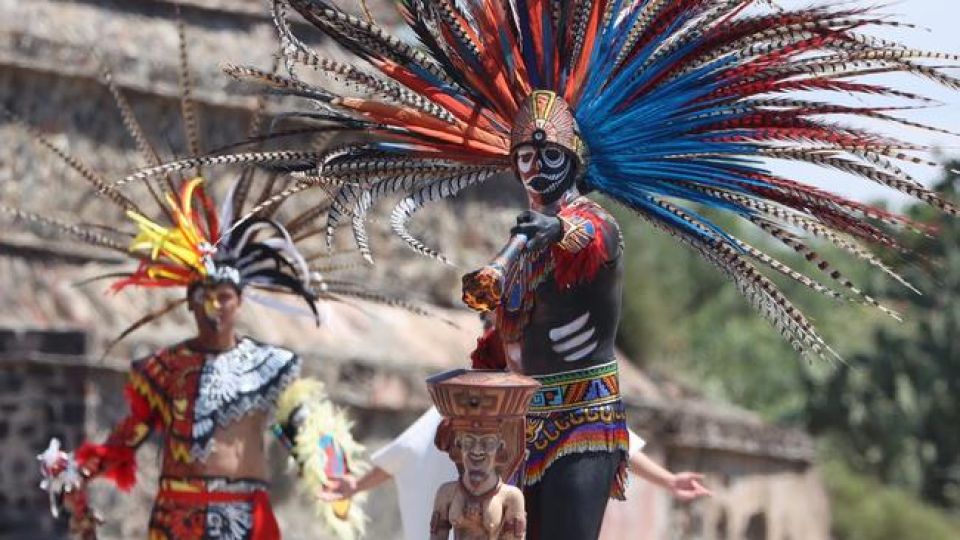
[75,442,137,492]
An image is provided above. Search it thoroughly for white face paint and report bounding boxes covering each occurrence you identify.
[512,143,576,207]
[515,146,537,175]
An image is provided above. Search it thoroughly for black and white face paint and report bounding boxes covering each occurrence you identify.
[513,143,577,207]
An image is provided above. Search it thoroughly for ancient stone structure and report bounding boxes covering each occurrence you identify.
[0,2,830,539]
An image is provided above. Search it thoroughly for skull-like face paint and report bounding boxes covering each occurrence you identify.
[512,142,576,206]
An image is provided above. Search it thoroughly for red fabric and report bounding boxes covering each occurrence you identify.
[72,381,155,491]
[129,345,209,464]
[251,491,281,540]
[470,327,508,370]
[551,206,610,289]
[124,383,153,425]
[156,489,280,540]
[75,442,137,491]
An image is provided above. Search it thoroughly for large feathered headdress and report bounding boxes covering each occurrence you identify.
[123,0,960,360]
[116,176,316,312]
[1,7,438,348]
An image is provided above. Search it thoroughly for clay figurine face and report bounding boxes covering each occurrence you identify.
[512,141,577,206]
[455,432,503,493]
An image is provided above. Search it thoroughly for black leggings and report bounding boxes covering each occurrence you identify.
[524,451,621,540]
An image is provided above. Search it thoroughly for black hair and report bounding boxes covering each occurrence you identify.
[185,279,243,304]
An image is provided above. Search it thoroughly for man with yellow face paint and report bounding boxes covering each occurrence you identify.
[17,14,374,538]
[34,179,365,540]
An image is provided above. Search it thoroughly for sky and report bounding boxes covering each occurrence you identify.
[769,0,960,207]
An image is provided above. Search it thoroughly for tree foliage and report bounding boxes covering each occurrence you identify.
[613,200,885,417]
[806,165,960,509]
[824,459,960,540]
[613,163,960,512]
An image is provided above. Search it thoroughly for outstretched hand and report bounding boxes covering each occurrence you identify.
[317,474,358,502]
[669,472,712,502]
[511,210,563,252]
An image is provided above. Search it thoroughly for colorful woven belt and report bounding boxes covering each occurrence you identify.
[528,361,621,414]
[158,476,268,495]
[523,400,629,494]
[152,476,280,540]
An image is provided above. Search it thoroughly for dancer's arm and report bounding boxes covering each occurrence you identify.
[319,406,445,500]
[37,361,158,539]
[627,451,712,502]
[74,368,157,490]
[317,466,391,500]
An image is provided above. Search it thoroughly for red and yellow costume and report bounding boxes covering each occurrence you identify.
[11,14,400,538]
[76,337,300,540]
[150,477,279,540]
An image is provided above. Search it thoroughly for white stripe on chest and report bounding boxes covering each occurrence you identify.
[549,312,598,362]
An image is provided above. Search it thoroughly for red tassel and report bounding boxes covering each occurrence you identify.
[75,442,137,491]
[470,327,507,370]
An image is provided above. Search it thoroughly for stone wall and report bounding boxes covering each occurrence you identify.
[665,449,829,540]
[594,400,830,540]
[0,330,89,539]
